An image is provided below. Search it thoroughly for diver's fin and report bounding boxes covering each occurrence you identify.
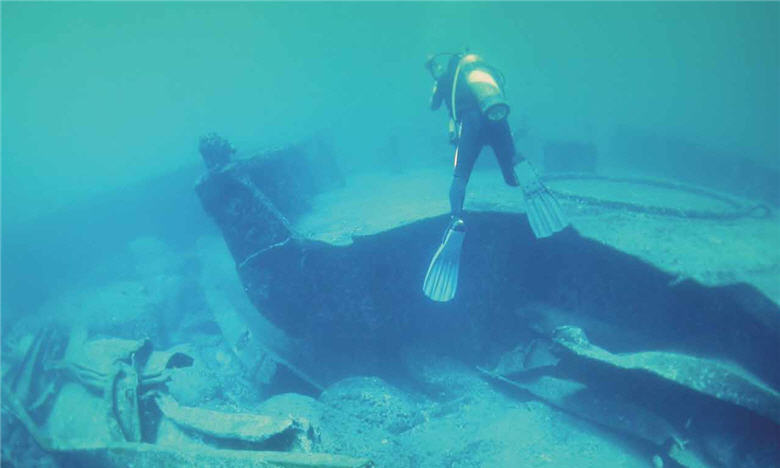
[524,186,568,238]
[515,160,568,238]
[423,218,466,302]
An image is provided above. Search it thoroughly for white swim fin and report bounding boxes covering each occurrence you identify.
[515,160,568,238]
[423,218,466,302]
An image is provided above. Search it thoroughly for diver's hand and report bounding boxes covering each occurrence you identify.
[430,82,443,110]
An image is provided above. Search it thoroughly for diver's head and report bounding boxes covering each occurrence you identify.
[425,51,463,81]
[426,49,474,81]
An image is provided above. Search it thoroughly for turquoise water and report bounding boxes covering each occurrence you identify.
[3,2,777,224]
[2,2,779,467]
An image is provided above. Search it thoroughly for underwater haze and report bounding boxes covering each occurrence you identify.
[3,2,778,225]
[2,2,780,467]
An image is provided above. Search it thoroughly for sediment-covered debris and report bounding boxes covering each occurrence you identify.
[2,328,374,467]
[477,369,683,448]
[155,392,317,451]
[42,335,193,445]
[3,328,66,420]
[397,350,652,467]
[480,326,780,467]
[552,325,780,426]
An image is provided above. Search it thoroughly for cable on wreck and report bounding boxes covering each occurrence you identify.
[541,173,773,220]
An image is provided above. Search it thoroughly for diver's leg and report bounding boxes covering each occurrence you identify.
[487,119,520,186]
[426,113,481,303]
[449,112,483,218]
[449,174,468,218]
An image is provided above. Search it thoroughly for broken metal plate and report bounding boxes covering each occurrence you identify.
[492,339,560,376]
[477,368,681,448]
[155,393,308,444]
[553,326,780,425]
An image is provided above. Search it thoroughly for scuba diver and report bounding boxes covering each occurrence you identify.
[422,51,568,302]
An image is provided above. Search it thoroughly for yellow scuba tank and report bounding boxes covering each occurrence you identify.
[451,54,510,121]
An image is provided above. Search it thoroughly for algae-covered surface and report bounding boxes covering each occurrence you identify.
[294,168,780,304]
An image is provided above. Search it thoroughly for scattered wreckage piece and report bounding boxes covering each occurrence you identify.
[5,389,371,468]
[481,325,780,467]
[552,325,780,426]
[491,339,560,376]
[44,354,185,444]
[476,368,682,448]
[3,333,372,468]
[38,335,194,445]
[107,360,142,442]
[154,393,317,451]
[4,328,67,419]
[475,368,715,468]
[5,387,372,468]
[53,337,194,394]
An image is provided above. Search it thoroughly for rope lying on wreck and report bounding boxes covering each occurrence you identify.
[541,173,773,220]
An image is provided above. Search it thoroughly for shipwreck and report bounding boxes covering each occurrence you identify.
[192,133,780,466]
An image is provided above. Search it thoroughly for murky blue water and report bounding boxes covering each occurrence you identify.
[2,3,779,467]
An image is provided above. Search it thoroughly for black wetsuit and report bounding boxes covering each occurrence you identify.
[431,58,520,218]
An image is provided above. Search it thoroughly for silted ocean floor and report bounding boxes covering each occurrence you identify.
[3,140,780,468]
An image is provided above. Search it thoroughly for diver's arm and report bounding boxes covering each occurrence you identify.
[430,81,444,110]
